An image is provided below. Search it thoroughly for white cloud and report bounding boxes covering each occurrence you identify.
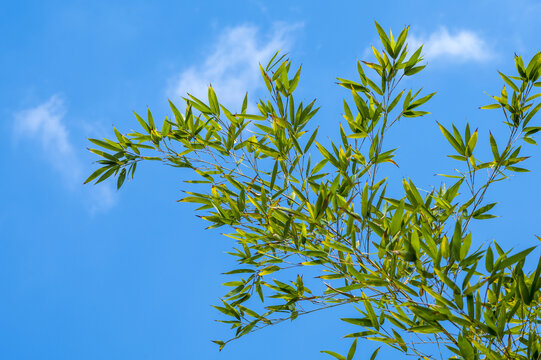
[13,95,116,213]
[167,23,301,111]
[408,27,493,63]
[14,96,80,183]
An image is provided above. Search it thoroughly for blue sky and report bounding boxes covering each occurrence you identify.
[2,1,541,359]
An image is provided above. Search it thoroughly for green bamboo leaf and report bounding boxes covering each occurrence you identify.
[238,320,257,337]
[347,339,357,360]
[95,166,118,184]
[187,94,212,113]
[289,65,302,93]
[344,330,378,338]
[208,85,220,115]
[374,21,393,56]
[323,240,353,254]
[498,71,520,92]
[88,149,119,162]
[304,127,319,153]
[365,77,383,95]
[451,221,462,260]
[485,246,494,272]
[168,100,184,124]
[134,111,150,133]
[392,329,407,352]
[495,246,535,271]
[404,65,426,76]
[341,318,372,327]
[515,54,526,78]
[259,265,280,276]
[363,294,379,330]
[265,50,281,71]
[438,122,464,155]
[394,280,418,297]
[370,347,381,360]
[84,166,108,184]
[147,108,155,129]
[524,136,537,145]
[405,46,423,68]
[408,92,436,110]
[457,335,475,360]
[390,199,404,236]
[489,132,500,161]
[479,103,501,110]
[472,202,497,219]
[408,325,441,334]
[518,271,530,304]
[212,340,225,351]
[466,130,478,155]
[116,168,127,189]
[387,90,404,112]
[524,102,541,126]
[269,161,278,191]
[316,142,339,167]
[223,269,256,275]
[88,138,123,152]
[162,117,171,137]
[320,350,346,360]
[529,255,541,302]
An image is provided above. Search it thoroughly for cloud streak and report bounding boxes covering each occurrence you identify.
[13,95,116,213]
[408,27,493,63]
[167,23,301,111]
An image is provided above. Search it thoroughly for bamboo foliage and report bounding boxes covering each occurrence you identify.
[86,22,541,360]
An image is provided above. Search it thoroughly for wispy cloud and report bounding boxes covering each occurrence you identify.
[167,23,301,111]
[408,27,494,63]
[13,95,116,213]
[14,96,80,183]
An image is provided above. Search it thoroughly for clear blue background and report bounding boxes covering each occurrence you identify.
[1,1,541,359]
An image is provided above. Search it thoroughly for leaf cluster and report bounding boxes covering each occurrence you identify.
[86,22,541,360]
